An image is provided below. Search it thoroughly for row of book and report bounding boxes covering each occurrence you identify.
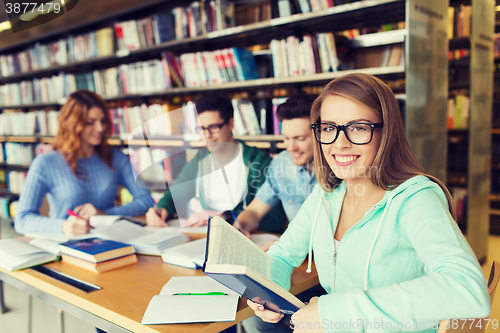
[447,5,471,40]
[447,94,470,130]
[354,43,404,69]
[338,22,405,39]
[0,110,59,136]
[0,0,236,78]
[180,48,259,88]
[109,103,185,137]
[3,170,26,194]
[449,49,470,61]
[0,28,114,77]
[0,47,259,105]
[271,33,339,78]
[0,75,72,106]
[108,98,267,139]
[128,147,187,184]
[275,0,359,17]
[0,143,34,166]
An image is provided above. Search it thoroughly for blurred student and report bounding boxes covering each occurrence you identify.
[145,91,285,232]
[15,90,152,236]
[237,93,318,238]
[247,73,490,332]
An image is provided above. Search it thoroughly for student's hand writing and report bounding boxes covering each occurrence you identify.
[247,298,284,323]
[145,207,168,227]
[290,297,323,333]
[74,203,105,221]
[62,216,91,236]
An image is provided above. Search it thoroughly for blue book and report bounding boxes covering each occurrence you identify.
[202,216,304,315]
[230,47,260,81]
[60,238,135,264]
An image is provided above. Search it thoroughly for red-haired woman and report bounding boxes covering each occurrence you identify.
[15,90,152,236]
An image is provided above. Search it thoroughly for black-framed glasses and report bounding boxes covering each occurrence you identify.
[311,122,384,145]
[195,121,228,134]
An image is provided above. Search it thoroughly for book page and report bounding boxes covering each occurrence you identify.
[159,276,238,296]
[0,239,48,256]
[29,239,61,255]
[91,221,149,243]
[207,216,270,278]
[89,215,120,228]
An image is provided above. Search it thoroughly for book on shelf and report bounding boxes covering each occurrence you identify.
[0,238,59,271]
[90,220,190,255]
[60,238,135,263]
[141,276,239,324]
[60,253,138,273]
[203,216,304,315]
[234,1,271,26]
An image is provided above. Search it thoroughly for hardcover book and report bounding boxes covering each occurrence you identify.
[60,238,135,263]
[203,216,304,314]
[61,253,137,273]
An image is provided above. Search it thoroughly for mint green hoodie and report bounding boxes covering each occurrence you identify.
[267,176,490,332]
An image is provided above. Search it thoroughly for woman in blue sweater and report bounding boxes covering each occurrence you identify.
[247,74,490,332]
[15,90,152,236]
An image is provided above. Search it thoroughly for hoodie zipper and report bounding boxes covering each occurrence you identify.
[330,204,382,292]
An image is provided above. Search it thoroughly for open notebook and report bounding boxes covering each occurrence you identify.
[141,276,239,324]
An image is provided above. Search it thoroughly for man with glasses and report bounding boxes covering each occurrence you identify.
[145,92,285,233]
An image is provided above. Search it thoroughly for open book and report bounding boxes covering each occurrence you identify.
[0,239,59,271]
[89,215,147,228]
[161,233,279,269]
[90,221,189,255]
[141,276,239,324]
[202,216,304,315]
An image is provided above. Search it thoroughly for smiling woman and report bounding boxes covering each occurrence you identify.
[247,73,491,333]
[14,90,152,237]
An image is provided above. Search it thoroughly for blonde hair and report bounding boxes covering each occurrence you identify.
[311,73,455,218]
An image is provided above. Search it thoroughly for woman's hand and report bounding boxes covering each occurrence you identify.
[62,217,91,235]
[290,297,324,333]
[145,207,168,227]
[74,203,105,221]
[247,298,284,323]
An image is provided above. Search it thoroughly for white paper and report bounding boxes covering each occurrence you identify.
[141,276,239,324]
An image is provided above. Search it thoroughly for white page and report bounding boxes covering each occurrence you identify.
[89,215,120,228]
[91,221,150,243]
[207,217,270,278]
[28,239,61,255]
[141,276,239,324]
[25,233,91,243]
[133,230,185,245]
[159,276,238,296]
[0,239,48,256]
[141,294,238,324]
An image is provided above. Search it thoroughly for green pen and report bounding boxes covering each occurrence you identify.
[173,292,228,296]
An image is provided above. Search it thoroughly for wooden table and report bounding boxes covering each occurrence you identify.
[0,255,319,333]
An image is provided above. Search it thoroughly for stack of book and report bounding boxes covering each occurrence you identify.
[60,238,137,274]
